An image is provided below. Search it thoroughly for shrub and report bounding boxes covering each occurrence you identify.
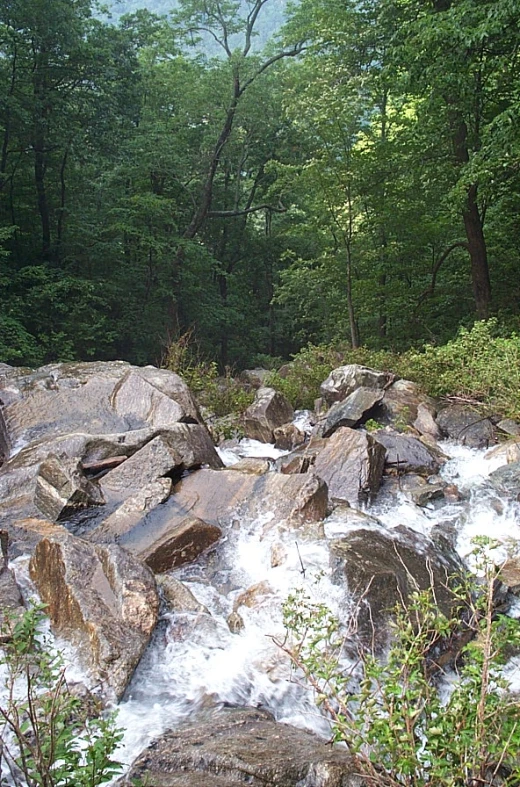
[0,604,122,787]
[278,539,520,787]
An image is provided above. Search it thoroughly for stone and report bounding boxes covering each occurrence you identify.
[322,387,385,437]
[489,461,520,499]
[227,458,271,475]
[485,439,520,465]
[408,483,445,507]
[166,468,328,530]
[116,707,361,787]
[320,364,393,405]
[436,405,496,448]
[313,427,386,507]
[227,611,244,633]
[100,426,222,502]
[414,402,442,440]
[233,581,274,612]
[331,525,463,651]
[243,387,294,443]
[273,422,305,451]
[157,576,209,614]
[29,530,159,699]
[91,479,172,541]
[137,516,222,574]
[240,369,271,388]
[373,430,446,475]
[110,368,200,429]
[497,419,520,437]
[34,454,105,521]
[499,558,520,594]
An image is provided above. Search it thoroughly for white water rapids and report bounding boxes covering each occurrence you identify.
[8,435,520,778]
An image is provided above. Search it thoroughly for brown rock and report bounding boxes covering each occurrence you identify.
[138,516,222,574]
[313,427,386,506]
[29,531,158,699]
[273,423,305,451]
[228,458,271,475]
[243,387,294,443]
[233,581,274,612]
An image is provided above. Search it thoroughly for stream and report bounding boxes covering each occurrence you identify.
[105,436,520,772]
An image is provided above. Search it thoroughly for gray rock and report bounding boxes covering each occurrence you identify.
[497,419,520,437]
[227,458,271,474]
[91,478,172,541]
[373,430,446,475]
[240,369,271,389]
[116,707,361,787]
[243,387,294,443]
[414,402,442,440]
[29,528,159,700]
[34,454,105,521]
[322,387,385,437]
[157,576,209,614]
[320,364,393,405]
[313,427,386,506]
[436,405,496,448]
[489,461,520,499]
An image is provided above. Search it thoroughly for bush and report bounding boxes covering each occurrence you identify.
[0,604,122,787]
[278,539,520,787]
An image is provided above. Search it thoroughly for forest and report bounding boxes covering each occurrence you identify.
[0,0,519,371]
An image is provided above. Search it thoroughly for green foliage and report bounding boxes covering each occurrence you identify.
[280,539,520,787]
[0,604,123,787]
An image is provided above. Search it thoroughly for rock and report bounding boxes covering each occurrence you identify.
[227,458,271,475]
[270,542,287,567]
[34,454,105,521]
[157,576,209,614]
[0,531,24,633]
[0,361,202,461]
[273,423,305,451]
[331,525,463,650]
[372,430,446,475]
[408,482,445,507]
[240,369,271,388]
[233,580,274,612]
[29,530,159,699]
[137,516,222,574]
[165,468,328,530]
[227,611,244,633]
[414,402,442,440]
[499,558,520,595]
[497,419,520,437]
[436,405,496,448]
[322,387,385,437]
[91,479,172,541]
[100,426,222,502]
[489,461,520,499]
[243,387,294,443]
[313,427,386,507]
[485,439,520,465]
[116,707,361,787]
[320,364,393,405]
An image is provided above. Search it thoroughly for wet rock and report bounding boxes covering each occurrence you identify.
[489,461,520,499]
[273,423,305,451]
[485,439,520,465]
[100,426,222,502]
[436,405,496,448]
[270,542,287,567]
[168,468,328,529]
[0,531,24,634]
[157,576,209,614]
[277,447,317,475]
[373,430,446,476]
[313,427,386,507]
[408,482,445,507]
[227,611,244,634]
[228,458,271,475]
[233,580,274,612]
[34,454,105,521]
[331,525,463,651]
[137,516,222,574]
[320,364,393,406]
[29,529,159,699]
[116,707,361,787]
[322,387,384,437]
[499,558,520,595]
[0,361,202,460]
[91,478,172,541]
[243,388,294,443]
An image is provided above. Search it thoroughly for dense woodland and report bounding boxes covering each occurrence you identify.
[1,0,519,371]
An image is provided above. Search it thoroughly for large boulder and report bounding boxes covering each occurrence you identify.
[320,364,393,405]
[243,387,294,443]
[0,361,202,461]
[92,478,172,541]
[373,430,446,476]
[116,707,361,787]
[322,387,385,437]
[135,516,223,574]
[29,528,159,699]
[331,525,463,650]
[436,404,496,448]
[313,428,386,507]
[34,454,105,521]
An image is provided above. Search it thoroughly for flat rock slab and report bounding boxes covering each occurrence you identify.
[373,431,446,475]
[116,707,361,787]
[138,516,222,574]
[29,528,159,700]
[0,361,201,460]
[313,427,386,507]
[323,387,384,436]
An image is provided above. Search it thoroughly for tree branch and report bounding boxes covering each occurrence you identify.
[207,201,286,218]
[415,241,469,309]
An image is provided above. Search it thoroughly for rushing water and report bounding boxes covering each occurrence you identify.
[7,436,520,777]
